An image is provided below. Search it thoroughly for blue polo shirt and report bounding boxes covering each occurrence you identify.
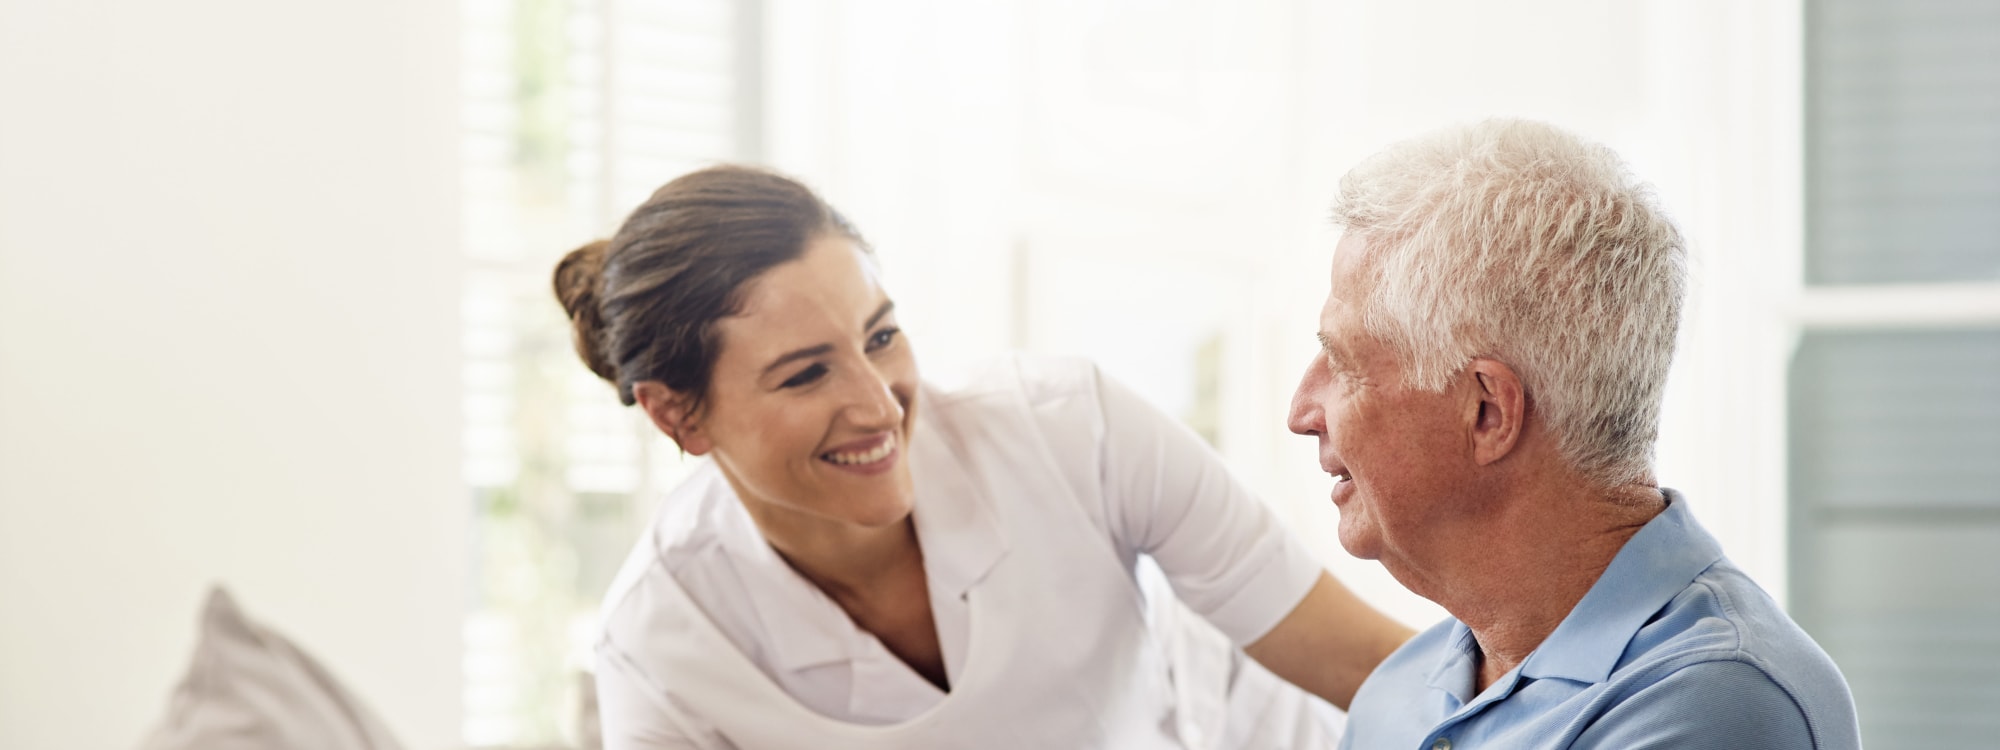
[1341,490,1861,749]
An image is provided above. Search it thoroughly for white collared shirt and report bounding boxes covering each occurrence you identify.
[662,468,972,723]
[595,356,1325,743]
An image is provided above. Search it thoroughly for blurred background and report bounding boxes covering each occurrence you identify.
[2,0,1995,748]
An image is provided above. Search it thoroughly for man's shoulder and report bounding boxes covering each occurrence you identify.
[1599,559,1860,748]
[1580,646,1858,749]
[1345,563,1861,749]
[1618,559,1846,686]
[1572,658,1821,747]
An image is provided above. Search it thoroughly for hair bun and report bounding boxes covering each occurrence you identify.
[553,239,621,388]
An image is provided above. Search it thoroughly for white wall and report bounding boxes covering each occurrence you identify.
[0,1,464,748]
[0,1,1803,743]
[763,0,1802,628]
[1262,0,1804,621]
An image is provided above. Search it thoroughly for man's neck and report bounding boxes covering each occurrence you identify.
[1423,482,1666,694]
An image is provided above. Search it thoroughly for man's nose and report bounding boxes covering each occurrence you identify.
[1287,357,1328,437]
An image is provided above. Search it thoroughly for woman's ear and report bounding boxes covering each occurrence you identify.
[632,381,713,455]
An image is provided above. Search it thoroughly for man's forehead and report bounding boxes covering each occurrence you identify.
[1322,234,1369,306]
[1330,232,1372,277]
[1317,233,1372,349]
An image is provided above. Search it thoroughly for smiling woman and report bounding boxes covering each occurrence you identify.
[662,236,918,533]
[552,165,1410,749]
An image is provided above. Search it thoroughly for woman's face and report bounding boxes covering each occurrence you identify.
[672,233,919,529]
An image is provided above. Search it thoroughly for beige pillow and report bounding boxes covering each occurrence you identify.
[136,585,405,750]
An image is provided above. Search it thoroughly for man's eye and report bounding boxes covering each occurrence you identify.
[867,327,901,351]
[781,363,827,389]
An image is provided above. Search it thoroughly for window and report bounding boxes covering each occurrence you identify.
[459,0,759,743]
[1794,1,2000,746]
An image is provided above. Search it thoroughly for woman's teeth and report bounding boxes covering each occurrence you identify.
[825,440,894,465]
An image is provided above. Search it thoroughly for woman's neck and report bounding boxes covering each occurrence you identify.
[744,499,924,601]
[743,498,950,690]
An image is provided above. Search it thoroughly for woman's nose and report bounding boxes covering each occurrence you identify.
[844,363,904,427]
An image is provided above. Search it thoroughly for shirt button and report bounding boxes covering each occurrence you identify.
[1432,739,1452,750]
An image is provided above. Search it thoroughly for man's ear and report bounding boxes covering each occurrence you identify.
[632,381,713,455]
[1465,358,1525,467]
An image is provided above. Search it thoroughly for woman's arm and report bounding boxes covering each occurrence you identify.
[1085,363,1410,709]
[1244,571,1413,709]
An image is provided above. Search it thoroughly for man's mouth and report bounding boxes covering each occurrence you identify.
[1325,462,1352,485]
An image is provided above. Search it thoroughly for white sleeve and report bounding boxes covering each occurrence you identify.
[594,639,707,750]
[1089,365,1321,646]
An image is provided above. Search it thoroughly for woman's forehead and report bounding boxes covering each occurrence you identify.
[742,238,882,311]
[715,240,892,356]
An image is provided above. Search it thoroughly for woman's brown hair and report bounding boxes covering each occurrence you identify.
[553,165,865,413]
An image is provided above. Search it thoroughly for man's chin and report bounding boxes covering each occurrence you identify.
[1335,522,1381,561]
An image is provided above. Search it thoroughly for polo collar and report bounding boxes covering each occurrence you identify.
[1518,489,1723,684]
[1424,622,1486,706]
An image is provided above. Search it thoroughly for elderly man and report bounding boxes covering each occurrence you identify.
[1289,120,1861,749]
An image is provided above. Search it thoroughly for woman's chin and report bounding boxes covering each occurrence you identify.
[848,507,914,530]
[842,486,917,529]
[822,463,916,525]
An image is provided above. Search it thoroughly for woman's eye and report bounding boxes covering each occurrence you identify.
[780,363,827,389]
[867,327,901,351]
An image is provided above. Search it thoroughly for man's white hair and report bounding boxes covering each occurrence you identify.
[1332,119,1686,486]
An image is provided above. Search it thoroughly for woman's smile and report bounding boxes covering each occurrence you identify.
[678,232,921,529]
[822,432,901,474]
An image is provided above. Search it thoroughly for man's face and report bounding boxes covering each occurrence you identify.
[1287,234,1478,569]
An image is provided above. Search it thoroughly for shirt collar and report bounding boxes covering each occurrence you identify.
[1424,621,1485,705]
[710,395,1010,674]
[1518,488,1723,684]
[906,394,1009,599]
[710,485,854,672]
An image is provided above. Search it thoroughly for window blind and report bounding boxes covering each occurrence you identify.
[459,0,754,743]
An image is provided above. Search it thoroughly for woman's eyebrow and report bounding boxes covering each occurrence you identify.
[759,302,897,378]
[865,300,896,329]
[762,344,834,377]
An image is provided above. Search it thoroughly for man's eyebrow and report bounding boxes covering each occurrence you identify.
[762,343,834,378]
